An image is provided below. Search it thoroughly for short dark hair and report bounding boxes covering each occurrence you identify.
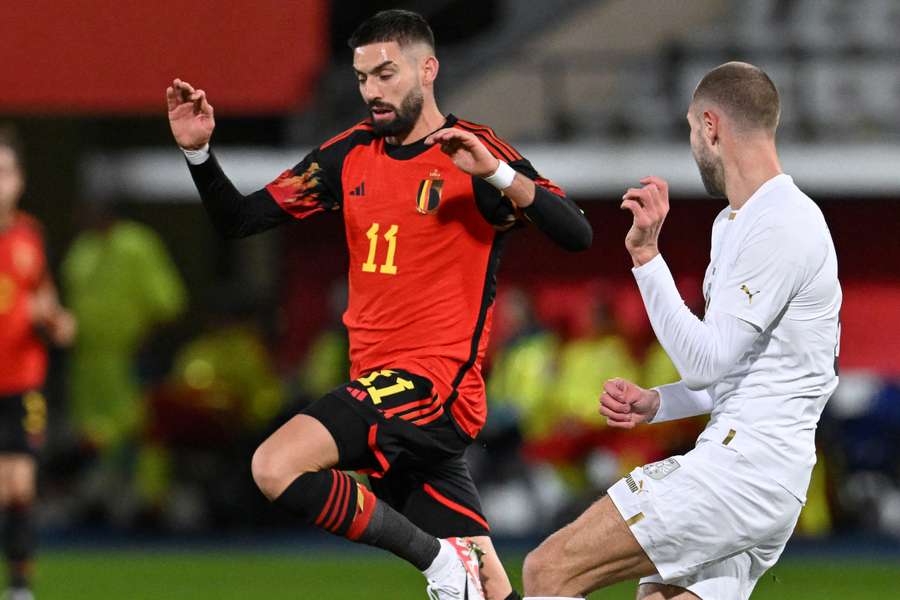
[692,62,780,133]
[348,9,435,52]
[0,125,24,170]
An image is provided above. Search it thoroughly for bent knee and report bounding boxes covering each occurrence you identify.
[251,444,301,501]
[523,545,568,596]
[0,460,37,506]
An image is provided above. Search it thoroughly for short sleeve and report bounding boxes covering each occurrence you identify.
[711,225,803,331]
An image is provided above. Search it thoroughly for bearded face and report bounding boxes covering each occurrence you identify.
[368,85,424,139]
[689,108,726,198]
[693,137,725,198]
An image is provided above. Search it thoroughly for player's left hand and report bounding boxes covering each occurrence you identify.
[425,128,499,178]
[599,377,659,429]
[47,309,77,347]
[621,176,669,267]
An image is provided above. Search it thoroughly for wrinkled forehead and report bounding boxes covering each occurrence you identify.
[353,41,407,72]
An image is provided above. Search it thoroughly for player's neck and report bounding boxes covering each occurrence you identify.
[724,143,782,210]
[387,103,445,146]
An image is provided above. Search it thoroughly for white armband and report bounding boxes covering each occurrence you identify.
[182,143,210,165]
[483,160,516,191]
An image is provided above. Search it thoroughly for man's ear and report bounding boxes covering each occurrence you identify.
[703,109,720,147]
[421,55,439,86]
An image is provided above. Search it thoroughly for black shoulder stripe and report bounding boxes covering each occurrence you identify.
[455,121,522,160]
[454,123,515,163]
[320,121,375,151]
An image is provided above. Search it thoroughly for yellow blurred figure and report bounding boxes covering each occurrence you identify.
[63,216,186,449]
[487,330,558,439]
[171,324,283,430]
[553,304,640,428]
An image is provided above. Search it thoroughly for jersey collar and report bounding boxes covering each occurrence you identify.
[383,114,459,161]
[731,173,793,219]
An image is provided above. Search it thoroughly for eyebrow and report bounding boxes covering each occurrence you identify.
[354,60,396,76]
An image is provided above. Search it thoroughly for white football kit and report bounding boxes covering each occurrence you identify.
[608,174,842,599]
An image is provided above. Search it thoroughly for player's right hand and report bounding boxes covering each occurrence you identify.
[166,78,215,150]
[599,377,659,429]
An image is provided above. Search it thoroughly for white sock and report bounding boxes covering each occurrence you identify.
[422,538,457,579]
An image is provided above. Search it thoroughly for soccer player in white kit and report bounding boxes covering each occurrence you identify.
[521,62,842,600]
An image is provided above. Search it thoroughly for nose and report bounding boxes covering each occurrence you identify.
[361,78,381,104]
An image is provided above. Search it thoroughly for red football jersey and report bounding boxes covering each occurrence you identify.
[265,116,564,438]
[0,212,48,393]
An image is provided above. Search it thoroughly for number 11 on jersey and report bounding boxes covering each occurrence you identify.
[362,222,399,275]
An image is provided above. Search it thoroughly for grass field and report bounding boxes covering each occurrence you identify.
[29,547,900,599]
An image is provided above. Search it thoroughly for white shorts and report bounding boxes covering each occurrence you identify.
[607,440,802,600]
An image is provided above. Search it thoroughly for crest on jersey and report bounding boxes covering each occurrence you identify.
[415,176,443,215]
[642,458,681,480]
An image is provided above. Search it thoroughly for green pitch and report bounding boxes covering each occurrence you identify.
[31,548,899,599]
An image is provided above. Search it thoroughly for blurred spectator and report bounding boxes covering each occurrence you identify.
[485,288,558,441]
[61,204,186,523]
[476,288,562,534]
[293,280,349,404]
[552,297,640,430]
[143,290,283,529]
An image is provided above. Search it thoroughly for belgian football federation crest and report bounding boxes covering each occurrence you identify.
[415,171,443,214]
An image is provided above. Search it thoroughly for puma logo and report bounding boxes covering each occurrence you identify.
[740,284,760,304]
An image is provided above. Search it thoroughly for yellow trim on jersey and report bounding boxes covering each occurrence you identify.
[417,180,433,214]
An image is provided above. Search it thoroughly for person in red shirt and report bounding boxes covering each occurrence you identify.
[167,10,591,600]
[0,127,75,600]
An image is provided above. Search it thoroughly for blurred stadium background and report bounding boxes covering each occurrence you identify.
[3,0,899,597]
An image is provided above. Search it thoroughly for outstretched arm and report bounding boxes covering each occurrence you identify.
[166,79,309,238]
[425,128,592,251]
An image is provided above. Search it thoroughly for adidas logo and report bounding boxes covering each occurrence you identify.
[349,181,366,197]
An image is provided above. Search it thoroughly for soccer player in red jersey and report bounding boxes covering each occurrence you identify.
[167,10,591,600]
[0,127,76,600]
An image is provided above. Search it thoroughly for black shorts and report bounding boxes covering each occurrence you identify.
[303,368,489,538]
[0,391,47,456]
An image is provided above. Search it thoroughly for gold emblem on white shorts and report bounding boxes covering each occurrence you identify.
[642,458,680,480]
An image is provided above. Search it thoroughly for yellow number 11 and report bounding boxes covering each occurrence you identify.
[362,222,399,275]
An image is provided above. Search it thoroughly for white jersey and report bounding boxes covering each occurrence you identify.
[696,173,841,501]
